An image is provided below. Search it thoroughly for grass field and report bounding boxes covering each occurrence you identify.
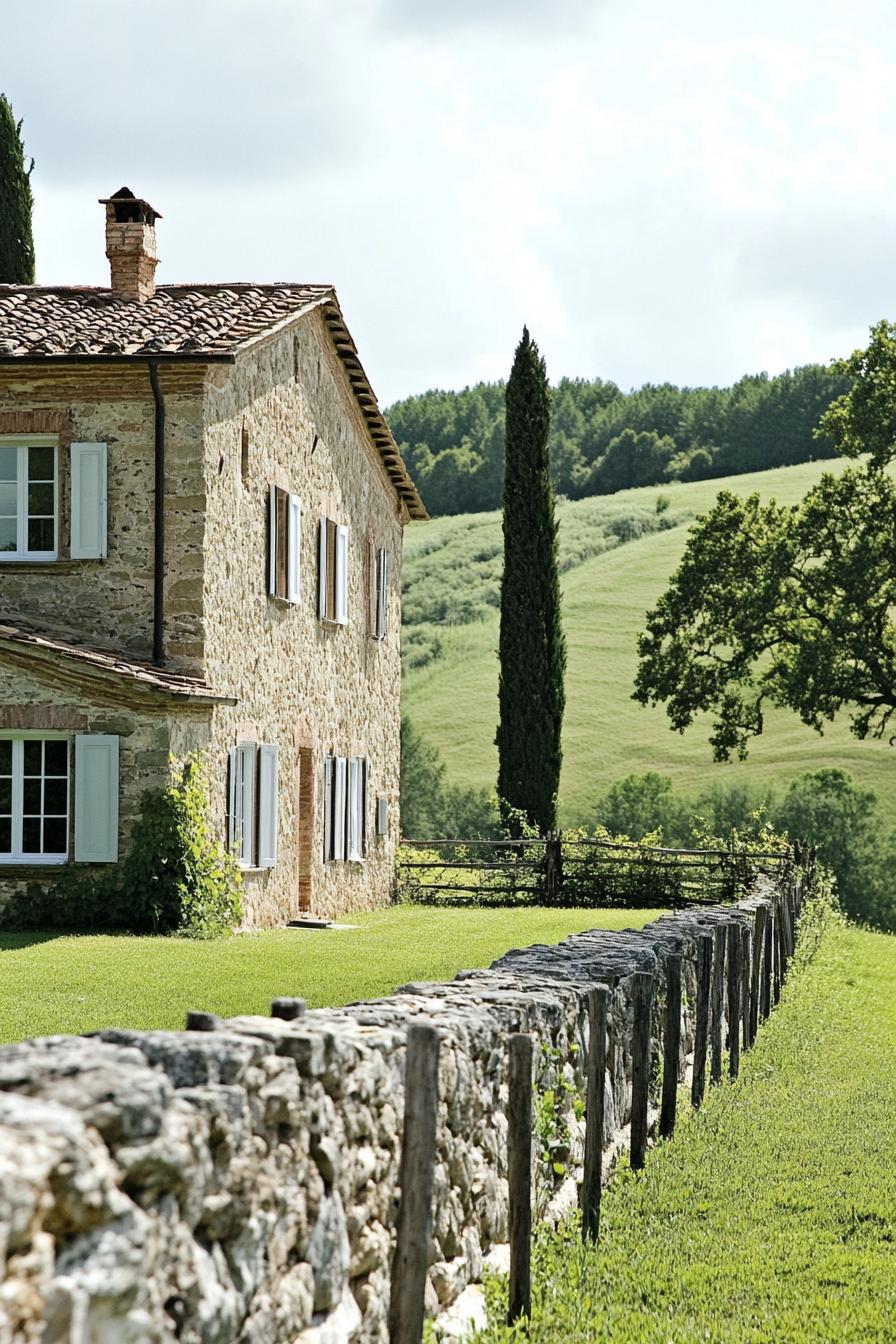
[402,460,896,823]
[472,921,896,1343]
[0,905,661,1044]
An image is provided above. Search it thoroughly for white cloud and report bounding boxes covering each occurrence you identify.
[6,0,896,402]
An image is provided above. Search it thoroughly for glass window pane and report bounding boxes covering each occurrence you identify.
[43,818,67,855]
[22,817,41,853]
[23,740,42,774]
[22,778,41,814]
[0,779,10,812]
[28,445,54,480]
[44,741,68,775]
[0,818,10,853]
[43,777,67,814]
[28,482,54,516]
[0,447,16,482]
[0,741,11,774]
[0,482,16,515]
[0,518,16,553]
[27,516,54,553]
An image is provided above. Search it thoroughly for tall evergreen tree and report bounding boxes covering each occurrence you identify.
[0,94,35,284]
[496,327,566,834]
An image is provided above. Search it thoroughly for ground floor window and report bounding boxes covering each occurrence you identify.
[0,736,69,863]
[323,755,367,862]
[228,742,279,870]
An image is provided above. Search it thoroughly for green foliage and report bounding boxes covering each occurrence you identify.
[535,1041,584,1207]
[0,755,242,938]
[635,465,896,759]
[472,923,896,1343]
[400,716,499,840]
[0,906,661,1043]
[0,94,35,283]
[123,756,243,938]
[386,365,849,518]
[817,318,896,469]
[498,327,566,835]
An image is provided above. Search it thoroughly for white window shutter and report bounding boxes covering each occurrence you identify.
[333,756,347,860]
[258,744,279,868]
[376,796,389,837]
[238,742,255,866]
[74,734,119,862]
[335,525,349,625]
[323,756,333,861]
[228,746,241,851]
[361,759,369,857]
[318,518,329,619]
[70,443,108,559]
[268,484,278,596]
[347,758,359,860]
[287,494,301,604]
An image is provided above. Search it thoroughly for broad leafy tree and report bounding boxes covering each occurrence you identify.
[0,94,35,283]
[634,321,896,761]
[497,327,566,833]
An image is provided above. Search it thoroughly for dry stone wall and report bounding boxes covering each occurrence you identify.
[0,881,804,1343]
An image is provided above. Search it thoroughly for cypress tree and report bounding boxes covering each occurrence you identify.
[0,94,35,284]
[497,327,566,835]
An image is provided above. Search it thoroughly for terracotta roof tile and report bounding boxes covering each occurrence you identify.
[0,283,427,519]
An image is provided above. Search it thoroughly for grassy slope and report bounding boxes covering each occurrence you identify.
[0,906,661,1044]
[474,923,896,1343]
[403,461,896,822]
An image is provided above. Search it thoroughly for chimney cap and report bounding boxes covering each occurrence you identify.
[98,187,162,225]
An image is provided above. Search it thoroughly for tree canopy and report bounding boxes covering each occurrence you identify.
[386,363,850,517]
[634,321,896,761]
[0,93,35,284]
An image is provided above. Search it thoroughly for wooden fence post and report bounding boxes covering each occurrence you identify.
[749,907,767,1043]
[710,925,726,1086]
[726,923,742,1079]
[185,1011,221,1032]
[544,833,563,905]
[773,905,784,1003]
[507,1033,534,1325]
[630,971,655,1170]
[660,954,681,1139]
[761,908,773,1019]
[389,1022,440,1344]
[691,934,712,1109]
[740,924,751,1052]
[271,997,306,1021]
[581,986,609,1242]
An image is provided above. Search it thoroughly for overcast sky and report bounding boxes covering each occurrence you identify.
[5,0,896,405]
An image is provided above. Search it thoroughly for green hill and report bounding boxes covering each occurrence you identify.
[401,460,896,823]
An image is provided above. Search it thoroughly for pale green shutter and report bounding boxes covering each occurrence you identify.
[258,744,279,868]
[70,443,108,559]
[335,525,349,625]
[287,494,301,604]
[73,734,119,862]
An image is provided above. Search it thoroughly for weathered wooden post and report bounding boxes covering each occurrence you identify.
[581,986,609,1242]
[709,925,726,1086]
[389,1022,440,1344]
[749,906,767,1043]
[507,1032,534,1324]
[271,997,307,1021]
[773,905,784,1003]
[726,923,742,1079]
[185,1011,221,1031]
[740,924,751,1052]
[660,954,681,1139]
[544,832,563,905]
[629,971,655,1170]
[691,934,712,1109]
[761,908,773,1019]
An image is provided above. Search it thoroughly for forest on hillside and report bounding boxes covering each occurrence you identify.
[385,364,851,516]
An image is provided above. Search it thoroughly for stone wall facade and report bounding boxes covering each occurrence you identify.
[0,308,408,925]
[0,878,807,1343]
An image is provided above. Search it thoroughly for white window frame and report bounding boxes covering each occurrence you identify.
[325,753,367,863]
[268,485,301,605]
[319,517,349,626]
[0,436,58,563]
[374,547,389,640]
[0,732,70,865]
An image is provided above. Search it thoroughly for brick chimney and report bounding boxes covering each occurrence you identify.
[98,187,162,302]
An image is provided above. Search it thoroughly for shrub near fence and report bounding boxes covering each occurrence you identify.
[397,830,795,908]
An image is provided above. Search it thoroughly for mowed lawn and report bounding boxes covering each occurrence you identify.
[0,905,662,1044]
[474,923,896,1343]
[403,459,896,821]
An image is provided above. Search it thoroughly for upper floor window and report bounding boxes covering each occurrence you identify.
[0,440,57,561]
[318,517,348,625]
[268,485,300,604]
[374,546,390,640]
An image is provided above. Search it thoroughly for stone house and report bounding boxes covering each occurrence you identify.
[0,189,426,927]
